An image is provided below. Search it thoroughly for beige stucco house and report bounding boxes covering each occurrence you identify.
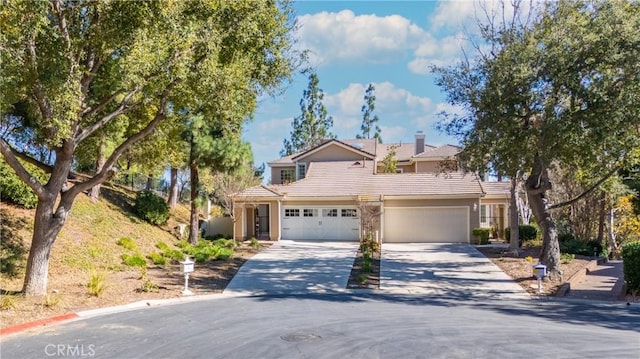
[233,131,511,243]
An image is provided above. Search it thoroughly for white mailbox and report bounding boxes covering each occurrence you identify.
[532,263,547,279]
[180,257,194,274]
[179,257,194,295]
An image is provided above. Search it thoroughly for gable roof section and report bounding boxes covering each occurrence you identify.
[236,185,283,199]
[262,161,483,199]
[291,139,376,161]
[413,144,461,159]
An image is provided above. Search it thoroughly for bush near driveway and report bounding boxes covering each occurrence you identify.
[621,241,640,294]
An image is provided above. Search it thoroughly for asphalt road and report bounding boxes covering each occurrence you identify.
[2,294,638,359]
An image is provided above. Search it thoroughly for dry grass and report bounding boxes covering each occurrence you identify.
[0,184,267,329]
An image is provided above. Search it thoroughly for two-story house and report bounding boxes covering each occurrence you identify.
[233,131,510,243]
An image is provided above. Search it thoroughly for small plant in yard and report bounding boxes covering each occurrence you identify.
[525,256,533,263]
[213,238,238,250]
[0,295,17,310]
[116,237,138,251]
[121,253,147,268]
[87,271,107,297]
[362,257,373,273]
[357,274,367,284]
[164,249,186,263]
[560,253,575,264]
[146,252,166,266]
[249,237,262,249]
[44,292,63,308]
[155,242,170,251]
[472,228,490,245]
[137,267,159,293]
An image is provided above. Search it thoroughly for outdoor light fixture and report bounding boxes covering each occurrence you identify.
[180,256,195,296]
[473,203,477,212]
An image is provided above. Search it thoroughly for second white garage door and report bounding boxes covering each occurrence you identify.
[384,207,469,243]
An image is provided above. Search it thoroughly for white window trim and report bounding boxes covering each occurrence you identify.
[297,163,307,180]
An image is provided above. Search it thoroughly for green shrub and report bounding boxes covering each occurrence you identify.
[560,238,592,256]
[133,191,169,225]
[0,229,26,278]
[121,253,147,268]
[560,253,575,264]
[155,242,170,251]
[116,237,138,251]
[216,247,233,260]
[164,249,186,263]
[193,252,209,263]
[621,241,640,294]
[249,237,262,249]
[472,228,490,244]
[505,225,539,246]
[213,238,238,250]
[146,252,166,266]
[0,159,48,208]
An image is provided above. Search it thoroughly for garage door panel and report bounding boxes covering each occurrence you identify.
[282,206,359,241]
[384,207,468,243]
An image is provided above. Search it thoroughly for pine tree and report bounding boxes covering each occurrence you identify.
[281,73,334,156]
[357,83,382,143]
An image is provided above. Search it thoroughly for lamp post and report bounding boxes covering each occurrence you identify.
[180,256,194,296]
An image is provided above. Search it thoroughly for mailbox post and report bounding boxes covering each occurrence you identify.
[532,263,547,294]
[180,256,194,296]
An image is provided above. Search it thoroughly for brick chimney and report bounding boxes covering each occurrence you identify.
[415,131,425,155]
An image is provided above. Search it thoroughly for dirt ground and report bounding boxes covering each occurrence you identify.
[0,243,268,329]
[477,245,593,296]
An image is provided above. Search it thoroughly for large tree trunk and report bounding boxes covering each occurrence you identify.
[167,167,179,208]
[525,154,561,280]
[509,177,520,252]
[22,195,68,296]
[22,143,76,296]
[188,162,200,245]
[89,134,106,201]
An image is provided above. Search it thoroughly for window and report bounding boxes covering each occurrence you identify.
[297,163,306,180]
[480,205,487,223]
[323,209,338,217]
[303,209,317,217]
[341,209,357,218]
[284,209,300,217]
[281,169,294,184]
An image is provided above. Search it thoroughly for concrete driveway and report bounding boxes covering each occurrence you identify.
[381,243,528,299]
[224,240,358,295]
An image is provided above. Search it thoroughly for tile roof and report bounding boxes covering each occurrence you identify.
[238,185,282,198]
[480,181,512,196]
[413,144,461,159]
[260,161,483,198]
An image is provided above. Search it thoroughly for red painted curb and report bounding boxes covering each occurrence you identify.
[1,312,79,337]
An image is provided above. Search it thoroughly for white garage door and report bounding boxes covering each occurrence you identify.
[282,207,359,241]
[384,207,469,243]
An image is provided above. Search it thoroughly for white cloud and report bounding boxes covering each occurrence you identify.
[430,0,536,33]
[324,82,436,140]
[296,10,426,67]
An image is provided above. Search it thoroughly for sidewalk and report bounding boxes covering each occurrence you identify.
[564,260,625,301]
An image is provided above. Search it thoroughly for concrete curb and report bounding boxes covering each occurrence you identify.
[556,259,600,297]
[1,293,233,338]
[0,313,79,337]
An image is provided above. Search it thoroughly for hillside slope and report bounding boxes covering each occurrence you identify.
[0,185,258,328]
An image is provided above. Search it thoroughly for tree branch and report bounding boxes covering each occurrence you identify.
[0,138,46,199]
[75,89,138,143]
[68,82,177,198]
[548,166,619,210]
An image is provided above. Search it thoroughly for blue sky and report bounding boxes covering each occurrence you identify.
[244,1,515,180]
